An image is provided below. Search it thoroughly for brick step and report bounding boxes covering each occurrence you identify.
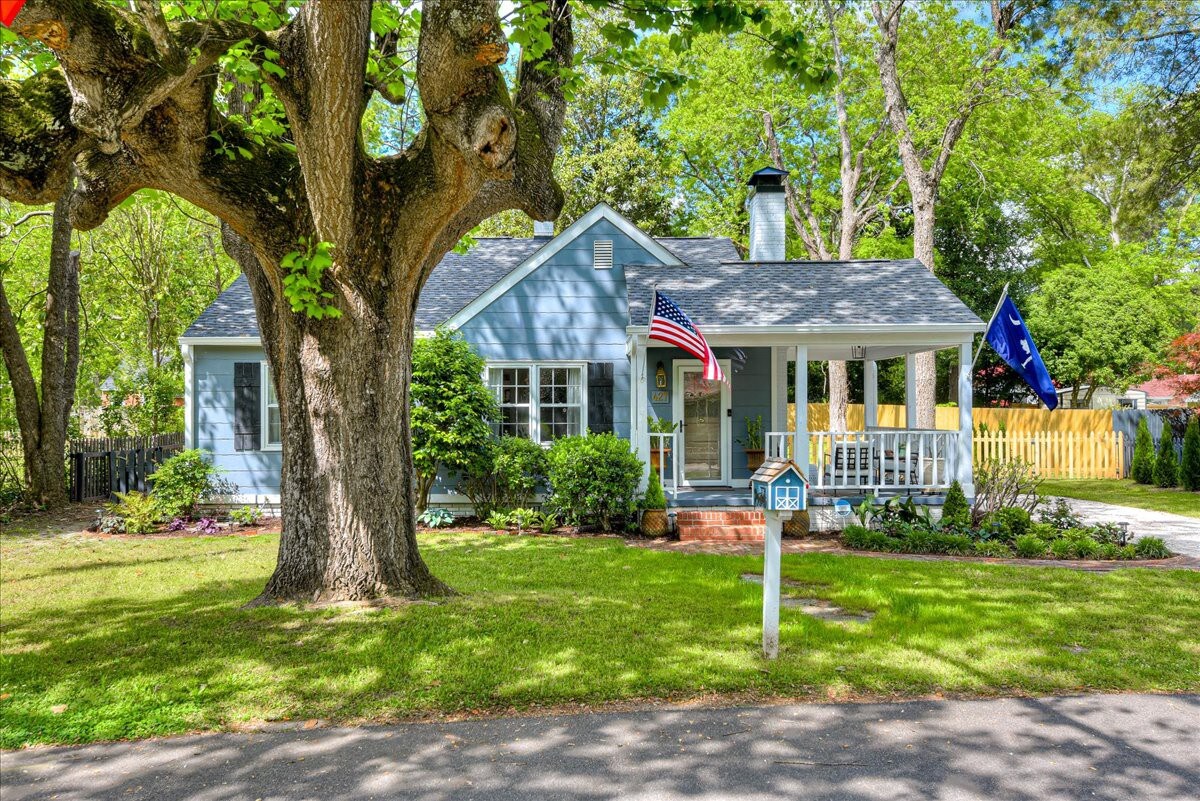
[675,511,765,524]
[678,524,765,542]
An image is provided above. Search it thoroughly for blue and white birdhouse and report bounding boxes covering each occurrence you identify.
[750,458,809,512]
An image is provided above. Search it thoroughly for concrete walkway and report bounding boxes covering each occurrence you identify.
[1049,497,1200,557]
[3,694,1198,801]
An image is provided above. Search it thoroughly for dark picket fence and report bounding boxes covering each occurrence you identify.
[67,433,184,502]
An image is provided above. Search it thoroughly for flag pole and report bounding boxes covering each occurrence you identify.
[972,283,1009,369]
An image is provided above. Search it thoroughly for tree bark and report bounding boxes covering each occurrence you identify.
[0,181,80,506]
[2,0,572,602]
[872,0,1028,429]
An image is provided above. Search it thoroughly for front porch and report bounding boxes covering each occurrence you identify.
[628,331,979,506]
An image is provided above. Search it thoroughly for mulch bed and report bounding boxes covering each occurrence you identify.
[629,536,1200,572]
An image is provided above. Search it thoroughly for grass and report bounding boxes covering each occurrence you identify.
[1040,479,1200,519]
[2,527,1199,748]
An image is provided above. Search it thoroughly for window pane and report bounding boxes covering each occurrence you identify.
[537,366,583,442]
[268,407,281,444]
[490,366,532,439]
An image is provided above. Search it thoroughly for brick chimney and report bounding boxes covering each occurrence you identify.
[746,167,788,261]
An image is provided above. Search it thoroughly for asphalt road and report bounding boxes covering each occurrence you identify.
[2,694,1198,801]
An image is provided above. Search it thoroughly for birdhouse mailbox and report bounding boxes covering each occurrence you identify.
[750,458,809,513]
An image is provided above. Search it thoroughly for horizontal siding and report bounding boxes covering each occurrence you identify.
[193,345,282,496]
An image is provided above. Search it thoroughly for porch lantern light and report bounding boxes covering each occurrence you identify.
[850,345,866,360]
[655,361,667,388]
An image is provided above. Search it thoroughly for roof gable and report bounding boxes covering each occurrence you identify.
[442,202,683,330]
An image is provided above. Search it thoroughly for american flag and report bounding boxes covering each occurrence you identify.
[648,290,726,383]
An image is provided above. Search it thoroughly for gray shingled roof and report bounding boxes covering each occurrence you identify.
[626,260,984,328]
[183,235,743,338]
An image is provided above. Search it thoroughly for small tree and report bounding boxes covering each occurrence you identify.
[1132,417,1155,484]
[149,450,234,520]
[411,330,497,513]
[941,480,970,528]
[1180,417,1199,492]
[547,433,643,531]
[1154,432,1179,488]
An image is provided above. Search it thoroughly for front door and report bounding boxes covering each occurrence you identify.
[674,361,731,486]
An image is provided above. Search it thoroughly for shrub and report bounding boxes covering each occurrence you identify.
[984,507,1031,542]
[106,491,159,535]
[461,436,548,519]
[1014,535,1048,558]
[546,433,643,530]
[937,533,975,555]
[941,480,970,528]
[411,329,497,512]
[974,540,1013,558]
[1182,417,1200,492]
[1134,536,1172,560]
[1154,432,1179,488]
[972,457,1042,526]
[230,505,262,527]
[486,510,510,531]
[842,524,894,552]
[1028,521,1057,540]
[1131,417,1155,484]
[509,507,539,535]
[1072,536,1101,559]
[149,450,233,519]
[1049,539,1075,559]
[1039,498,1082,531]
[642,468,667,511]
[536,510,558,534]
[1116,544,1137,560]
[417,507,455,529]
[1097,543,1121,560]
[193,517,220,535]
[1088,522,1123,546]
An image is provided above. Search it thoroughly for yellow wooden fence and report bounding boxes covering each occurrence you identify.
[973,430,1125,479]
[782,404,1124,479]
[792,404,1114,434]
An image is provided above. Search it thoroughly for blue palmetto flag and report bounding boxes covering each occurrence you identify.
[985,294,1058,410]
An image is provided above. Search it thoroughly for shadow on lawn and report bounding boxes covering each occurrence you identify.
[2,535,1199,750]
[3,694,1199,801]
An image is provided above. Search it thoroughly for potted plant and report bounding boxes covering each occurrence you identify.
[738,414,765,471]
[647,416,677,473]
[640,468,670,537]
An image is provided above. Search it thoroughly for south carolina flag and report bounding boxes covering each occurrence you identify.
[985,292,1058,410]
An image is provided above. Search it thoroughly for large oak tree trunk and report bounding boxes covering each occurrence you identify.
[259,296,449,602]
[910,197,938,428]
[0,184,80,507]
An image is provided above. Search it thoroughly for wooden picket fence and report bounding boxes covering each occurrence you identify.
[973,430,1125,479]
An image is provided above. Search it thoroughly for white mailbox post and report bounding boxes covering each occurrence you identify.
[749,459,809,659]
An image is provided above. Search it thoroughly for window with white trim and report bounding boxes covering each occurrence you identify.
[262,362,282,449]
[486,363,585,443]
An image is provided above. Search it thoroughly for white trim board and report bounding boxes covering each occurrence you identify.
[444,202,683,331]
[177,336,263,346]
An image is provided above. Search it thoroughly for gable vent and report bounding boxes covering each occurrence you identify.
[593,240,613,270]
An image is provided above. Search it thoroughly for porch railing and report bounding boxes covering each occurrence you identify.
[767,429,958,493]
[649,431,679,498]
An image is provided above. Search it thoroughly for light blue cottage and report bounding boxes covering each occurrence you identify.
[180,168,985,521]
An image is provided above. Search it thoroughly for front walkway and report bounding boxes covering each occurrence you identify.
[4,694,1197,801]
[1047,496,1200,558]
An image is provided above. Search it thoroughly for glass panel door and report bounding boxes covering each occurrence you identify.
[680,368,726,484]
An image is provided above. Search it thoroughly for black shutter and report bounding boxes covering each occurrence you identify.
[587,362,614,434]
[233,362,261,451]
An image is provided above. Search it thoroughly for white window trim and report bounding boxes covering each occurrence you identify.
[486,361,589,446]
[261,361,282,451]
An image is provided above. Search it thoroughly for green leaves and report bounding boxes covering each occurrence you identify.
[279,237,341,320]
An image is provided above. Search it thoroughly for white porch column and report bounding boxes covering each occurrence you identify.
[770,346,787,435]
[863,359,878,430]
[957,340,975,496]
[632,335,652,487]
[904,353,918,429]
[793,344,808,475]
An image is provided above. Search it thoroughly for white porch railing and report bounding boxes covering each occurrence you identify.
[649,431,679,497]
[767,429,958,493]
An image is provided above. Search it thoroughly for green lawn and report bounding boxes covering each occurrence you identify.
[1040,479,1200,518]
[2,529,1199,748]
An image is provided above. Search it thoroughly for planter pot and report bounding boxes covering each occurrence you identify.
[744,448,766,471]
[650,447,671,472]
[783,510,810,537]
[641,509,670,537]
